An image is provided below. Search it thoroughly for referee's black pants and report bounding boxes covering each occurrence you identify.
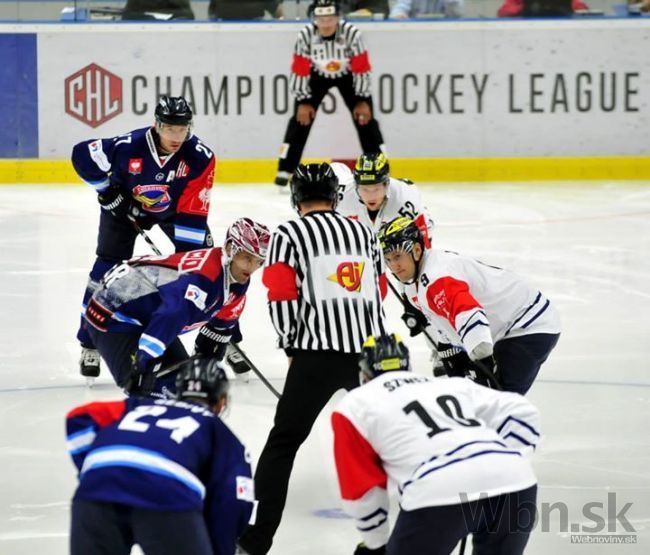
[238,350,361,555]
[277,72,385,175]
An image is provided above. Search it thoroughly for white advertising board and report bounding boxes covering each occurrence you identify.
[35,20,650,160]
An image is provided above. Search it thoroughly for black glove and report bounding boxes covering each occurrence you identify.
[225,344,253,375]
[468,355,497,388]
[437,343,473,378]
[97,185,132,218]
[194,323,231,360]
[400,306,428,337]
[354,543,386,555]
[125,352,156,396]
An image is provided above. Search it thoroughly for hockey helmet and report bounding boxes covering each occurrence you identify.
[290,163,340,211]
[308,0,341,17]
[353,152,390,186]
[225,217,271,261]
[155,95,193,127]
[359,334,410,382]
[377,216,423,255]
[176,358,229,407]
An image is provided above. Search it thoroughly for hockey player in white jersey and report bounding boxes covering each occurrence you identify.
[332,334,539,555]
[332,153,434,234]
[377,216,560,394]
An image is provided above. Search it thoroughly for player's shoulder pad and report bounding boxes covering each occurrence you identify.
[181,135,215,164]
[113,126,149,150]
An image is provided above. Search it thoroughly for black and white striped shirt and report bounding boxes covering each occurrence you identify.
[290,21,373,102]
[263,210,386,353]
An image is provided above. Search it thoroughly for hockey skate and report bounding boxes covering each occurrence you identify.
[79,347,100,386]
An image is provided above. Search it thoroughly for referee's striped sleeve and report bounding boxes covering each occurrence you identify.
[291,25,313,102]
[263,228,299,350]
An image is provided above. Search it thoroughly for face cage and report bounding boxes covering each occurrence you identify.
[228,242,266,264]
[155,119,194,142]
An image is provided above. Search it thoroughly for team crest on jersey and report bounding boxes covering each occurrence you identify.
[132,184,171,213]
[155,172,164,181]
[184,284,208,310]
[432,290,449,316]
[128,158,143,174]
[328,262,365,292]
[177,160,190,178]
[325,61,342,72]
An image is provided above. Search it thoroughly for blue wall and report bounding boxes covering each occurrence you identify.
[0,34,38,157]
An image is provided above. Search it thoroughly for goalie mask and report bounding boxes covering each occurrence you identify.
[359,334,410,383]
[225,218,271,262]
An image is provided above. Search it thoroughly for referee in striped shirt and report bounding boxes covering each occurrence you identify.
[238,163,387,555]
[274,0,385,187]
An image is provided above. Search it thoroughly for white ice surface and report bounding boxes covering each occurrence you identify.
[0,181,649,554]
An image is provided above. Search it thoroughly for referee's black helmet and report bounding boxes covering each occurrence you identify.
[290,163,340,210]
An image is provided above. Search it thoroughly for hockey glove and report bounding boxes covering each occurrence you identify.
[126,352,157,396]
[468,355,498,388]
[353,543,386,555]
[400,306,428,337]
[438,343,473,378]
[194,323,231,360]
[97,185,132,219]
[225,343,253,375]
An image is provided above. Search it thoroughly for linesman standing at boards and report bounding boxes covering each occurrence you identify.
[274,0,386,187]
[237,163,388,555]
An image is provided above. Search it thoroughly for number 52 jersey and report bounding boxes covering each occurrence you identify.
[331,162,434,234]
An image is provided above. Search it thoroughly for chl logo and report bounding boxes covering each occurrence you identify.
[65,63,123,128]
[328,262,365,292]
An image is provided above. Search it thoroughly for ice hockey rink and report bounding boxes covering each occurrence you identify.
[0,180,649,555]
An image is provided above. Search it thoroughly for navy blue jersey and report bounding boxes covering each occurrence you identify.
[71,126,215,251]
[66,397,253,555]
[85,248,248,367]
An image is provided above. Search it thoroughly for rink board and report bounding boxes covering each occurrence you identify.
[0,20,649,181]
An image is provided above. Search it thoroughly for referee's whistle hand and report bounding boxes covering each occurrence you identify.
[297,104,315,125]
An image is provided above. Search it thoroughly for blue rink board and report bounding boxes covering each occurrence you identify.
[0,33,38,158]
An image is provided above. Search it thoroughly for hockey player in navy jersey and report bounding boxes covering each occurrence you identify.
[332,334,539,555]
[66,357,254,555]
[377,216,561,394]
[83,218,270,396]
[72,95,216,380]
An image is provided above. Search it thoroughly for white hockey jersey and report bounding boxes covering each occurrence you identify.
[331,162,434,234]
[332,373,540,549]
[405,249,561,359]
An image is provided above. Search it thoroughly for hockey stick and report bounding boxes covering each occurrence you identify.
[229,342,282,400]
[128,215,163,256]
[386,277,502,391]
